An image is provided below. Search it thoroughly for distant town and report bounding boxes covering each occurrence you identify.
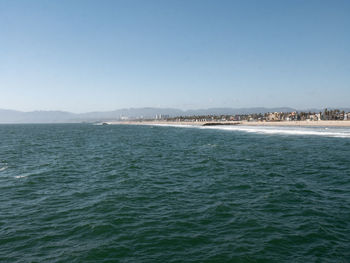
[129,109,350,122]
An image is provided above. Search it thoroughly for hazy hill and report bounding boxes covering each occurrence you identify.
[1,107,349,123]
[0,109,75,123]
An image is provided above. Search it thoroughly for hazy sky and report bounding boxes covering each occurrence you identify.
[1,0,349,112]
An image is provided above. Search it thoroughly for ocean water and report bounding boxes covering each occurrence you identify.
[0,124,349,262]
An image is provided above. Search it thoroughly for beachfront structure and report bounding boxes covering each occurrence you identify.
[164,109,350,123]
[155,114,170,120]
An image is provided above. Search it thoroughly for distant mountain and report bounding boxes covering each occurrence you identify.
[77,108,184,120]
[183,107,297,116]
[77,107,298,120]
[0,107,349,123]
[0,109,76,123]
[0,109,23,123]
[0,108,185,123]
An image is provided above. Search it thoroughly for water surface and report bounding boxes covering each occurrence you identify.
[0,124,349,262]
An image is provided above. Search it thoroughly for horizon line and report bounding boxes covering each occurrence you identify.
[2,106,350,114]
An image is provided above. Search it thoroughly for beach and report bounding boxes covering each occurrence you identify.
[108,120,350,127]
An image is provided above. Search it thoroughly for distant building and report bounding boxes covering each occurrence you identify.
[267,112,280,121]
[155,114,170,120]
[309,114,319,121]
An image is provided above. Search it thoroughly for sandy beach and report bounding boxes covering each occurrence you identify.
[108,120,350,127]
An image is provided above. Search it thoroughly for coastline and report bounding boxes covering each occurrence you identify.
[107,120,350,127]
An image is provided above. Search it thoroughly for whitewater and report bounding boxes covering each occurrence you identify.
[152,124,350,138]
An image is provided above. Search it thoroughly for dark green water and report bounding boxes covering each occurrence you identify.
[0,124,349,262]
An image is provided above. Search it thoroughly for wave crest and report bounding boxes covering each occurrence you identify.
[203,126,350,138]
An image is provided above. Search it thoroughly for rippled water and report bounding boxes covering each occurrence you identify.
[0,124,349,262]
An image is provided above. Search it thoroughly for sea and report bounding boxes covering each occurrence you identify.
[0,124,349,262]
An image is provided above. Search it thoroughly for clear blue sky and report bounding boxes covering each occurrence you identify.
[1,0,349,112]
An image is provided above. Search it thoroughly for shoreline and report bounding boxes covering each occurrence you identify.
[107,120,350,127]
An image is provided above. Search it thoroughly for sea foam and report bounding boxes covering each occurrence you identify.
[151,124,350,138]
[201,125,350,138]
[0,162,8,172]
[14,175,27,179]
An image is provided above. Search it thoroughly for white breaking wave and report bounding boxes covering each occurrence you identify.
[14,175,28,179]
[0,162,8,172]
[201,125,350,138]
[152,124,198,129]
[150,123,350,138]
